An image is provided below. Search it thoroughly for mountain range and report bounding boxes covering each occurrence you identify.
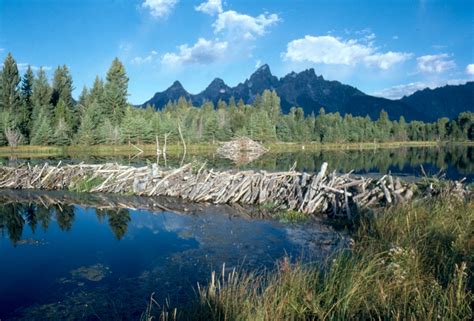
[141,64,473,122]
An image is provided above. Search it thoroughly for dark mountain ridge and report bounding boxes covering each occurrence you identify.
[141,64,473,122]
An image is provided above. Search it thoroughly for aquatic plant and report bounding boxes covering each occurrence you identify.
[274,209,309,223]
[68,175,105,192]
[147,196,473,320]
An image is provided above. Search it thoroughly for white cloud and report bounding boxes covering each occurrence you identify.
[142,0,178,19]
[17,63,52,72]
[213,10,279,40]
[0,48,4,52]
[255,59,262,68]
[283,35,412,70]
[195,0,222,15]
[161,38,228,65]
[416,54,455,73]
[131,51,158,65]
[466,63,474,75]
[373,79,470,99]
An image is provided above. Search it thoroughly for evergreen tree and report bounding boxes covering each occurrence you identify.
[51,65,76,131]
[52,118,71,146]
[31,68,53,127]
[0,53,21,112]
[104,58,128,125]
[19,66,35,140]
[51,65,74,108]
[30,108,53,145]
[76,100,101,145]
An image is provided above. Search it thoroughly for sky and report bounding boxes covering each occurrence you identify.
[0,0,473,104]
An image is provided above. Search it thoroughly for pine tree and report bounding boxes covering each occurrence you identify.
[31,68,53,127]
[90,76,105,105]
[104,58,128,125]
[30,108,53,145]
[52,118,71,146]
[0,53,21,113]
[77,86,89,119]
[98,119,122,145]
[76,100,101,145]
[51,65,73,107]
[51,65,76,131]
[19,66,35,140]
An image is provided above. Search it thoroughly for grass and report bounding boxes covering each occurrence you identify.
[274,209,309,223]
[68,175,106,193]
[145,196,473,321]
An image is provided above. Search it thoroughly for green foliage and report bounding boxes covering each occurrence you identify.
[1,53,472,147]
[0,53,21,112]
[180,197,473,321]
[68,175,105,193]
[30,108,53,145]
[104,58,128,125]
[76,100,102,145]
[274,209,308,223]
[18,66,35,140]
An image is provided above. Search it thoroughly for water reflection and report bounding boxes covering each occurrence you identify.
[0,190,343,320]
[1,145,472,181]
[0,203,133,244]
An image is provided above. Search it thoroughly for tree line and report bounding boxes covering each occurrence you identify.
[0,53,472,147]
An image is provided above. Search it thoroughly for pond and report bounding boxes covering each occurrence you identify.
[1,145,472,182]
[0,190,344,320]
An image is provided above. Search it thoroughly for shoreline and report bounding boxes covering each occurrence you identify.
[0,140,471,157]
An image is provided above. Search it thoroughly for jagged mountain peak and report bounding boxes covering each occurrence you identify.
[207,77,227,88]
[250,63,273,79]
[140,65,473,121]
[169,80,185,90]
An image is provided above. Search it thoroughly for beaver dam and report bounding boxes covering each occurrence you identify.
[0,162,470,218]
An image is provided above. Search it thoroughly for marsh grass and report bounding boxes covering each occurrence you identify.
[274,209,309,223]
[68,175,106,193]
[152,196,472,320]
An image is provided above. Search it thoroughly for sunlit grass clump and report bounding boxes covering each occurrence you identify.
[148,196,473,321]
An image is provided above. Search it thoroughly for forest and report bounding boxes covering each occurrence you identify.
[0,53,472,147]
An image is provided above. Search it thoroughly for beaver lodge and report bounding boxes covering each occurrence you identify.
[0,162,470,218]
[217,137,268,164]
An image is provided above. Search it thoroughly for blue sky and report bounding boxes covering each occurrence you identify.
[1,0,473,104]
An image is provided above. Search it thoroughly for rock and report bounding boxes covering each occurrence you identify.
[70,263,110,282]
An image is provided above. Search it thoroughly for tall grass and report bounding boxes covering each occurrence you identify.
[157,196,472,320]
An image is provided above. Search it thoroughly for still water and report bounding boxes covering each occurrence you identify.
[1,145,472,182]
[0,190,343,320]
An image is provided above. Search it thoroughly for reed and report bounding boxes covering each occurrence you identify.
[148,196,473,320]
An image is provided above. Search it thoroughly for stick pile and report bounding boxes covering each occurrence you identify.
[0,162,470,218]
[217,137,268,164]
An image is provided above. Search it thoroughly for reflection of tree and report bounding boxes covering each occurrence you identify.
[0,204,25,245]
[54,205,75,231]
[240,146,473,176]
[23,205,38,233]
[36,205,52,231]
[105,209,131,240]
[95,208,108,223]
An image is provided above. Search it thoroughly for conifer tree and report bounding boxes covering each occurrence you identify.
[52,118,71,146]
[51,65,76,131]
[19,66,35,139]
[104,58,128,125]
[0,53,21,113]
[76,100,101,145]
[31,68,53,126]
[30,108,53,145]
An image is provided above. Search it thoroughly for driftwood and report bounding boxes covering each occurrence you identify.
[0,162,470,218]
[217,137,268,164]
